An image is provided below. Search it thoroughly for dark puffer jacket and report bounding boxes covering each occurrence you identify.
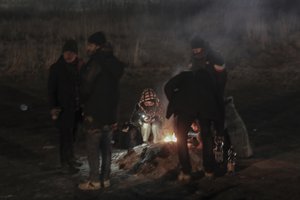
[80,46,124,127]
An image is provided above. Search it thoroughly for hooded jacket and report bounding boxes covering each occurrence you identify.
[80,45,124,126]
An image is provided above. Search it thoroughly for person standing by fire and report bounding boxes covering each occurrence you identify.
[78,32,124,190]
[190,36,227,133]
[164,36,226,182]
[130,88,163,144]
[48,39,84,174]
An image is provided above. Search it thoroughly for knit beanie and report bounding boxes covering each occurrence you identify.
[191,36,207,49]
[62,39,78,53]
[88,31,106,45]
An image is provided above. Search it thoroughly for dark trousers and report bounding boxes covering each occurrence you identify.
[174,114,193,174]
[198,119,216,173]
[59,126,74,165]
[174,114,219,174]
[86,126,112,182]
[58,111,81,166]
[128,125,142,149]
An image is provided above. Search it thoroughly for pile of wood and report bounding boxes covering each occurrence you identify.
[117,142,203,178]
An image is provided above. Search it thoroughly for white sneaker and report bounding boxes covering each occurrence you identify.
[177,171,191,183]
[103,180,110,188]
[204,172,215,180]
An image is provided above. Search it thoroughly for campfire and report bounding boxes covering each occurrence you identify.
[163,133,177,143]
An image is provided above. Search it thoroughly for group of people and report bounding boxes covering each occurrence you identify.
[48,31,124,190]
[48,32,227,190]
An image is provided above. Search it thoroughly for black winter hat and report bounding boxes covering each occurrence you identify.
[88,32,106,45]
[62,39,78,53]
[191,36,207,49]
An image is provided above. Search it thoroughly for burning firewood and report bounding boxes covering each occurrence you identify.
[116,141,203,179]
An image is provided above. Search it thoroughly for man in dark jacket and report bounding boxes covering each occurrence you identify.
[164,37,227,182]
[190,36,227,129]
[78,32,124,190]
[48,39,84,173]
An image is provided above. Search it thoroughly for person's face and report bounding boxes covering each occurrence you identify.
[192,48,205,59]
[86,43,100,56]
[191,121,200,132]
[63,51,77,63]
[143,101,155,107]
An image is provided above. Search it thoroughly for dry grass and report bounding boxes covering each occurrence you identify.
[0,0,299,91]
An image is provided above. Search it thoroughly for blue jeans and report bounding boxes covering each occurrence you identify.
[86,125,112,182]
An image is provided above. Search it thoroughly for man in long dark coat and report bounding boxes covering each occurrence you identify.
[48,39,84,173]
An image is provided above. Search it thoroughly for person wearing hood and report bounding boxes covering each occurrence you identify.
[48,39,84,174]
[164,36,227,182]
[190,36,227,120]
[130,88,163,144]
[78,32,125,190]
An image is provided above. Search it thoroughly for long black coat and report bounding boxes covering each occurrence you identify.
[190,50,227,127]
[80,48,124,126]
[164,69,221,121]
[48,56,83,127]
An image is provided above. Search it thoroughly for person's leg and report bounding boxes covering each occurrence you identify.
[100,125,112,187]
[72,110,82,143]
[70,123,82,166]
[174,114,193,175]
[199,119,215,174]
[128,126,140,148]
[86,129,101,182]
[78,128,101,190]
[141,123,151,143]
[59,125,74,166]
[151,121,161,143]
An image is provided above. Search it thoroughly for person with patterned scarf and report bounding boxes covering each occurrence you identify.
[130,88,163,144]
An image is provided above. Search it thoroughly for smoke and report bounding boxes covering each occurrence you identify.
[0,0,299,89]
[156,0,299,73]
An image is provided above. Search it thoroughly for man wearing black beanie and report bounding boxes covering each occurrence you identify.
[48,39,84,174]
[79,32,124,190]
[164,36,227,182]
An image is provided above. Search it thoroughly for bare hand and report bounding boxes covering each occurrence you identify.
[50,108,61,120]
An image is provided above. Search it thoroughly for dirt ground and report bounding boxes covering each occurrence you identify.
[0,83,300,200]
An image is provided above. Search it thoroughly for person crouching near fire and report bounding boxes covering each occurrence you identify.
[189,120,203,149]
[130,88,163,144]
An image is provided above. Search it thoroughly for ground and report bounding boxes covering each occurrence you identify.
[0,84,300,200]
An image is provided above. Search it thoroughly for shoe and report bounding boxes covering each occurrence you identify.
[177,171,191,183]
[78,181,101,190]
[102,180,110,188]
[227,162,235,174]
[203,172,215,180]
